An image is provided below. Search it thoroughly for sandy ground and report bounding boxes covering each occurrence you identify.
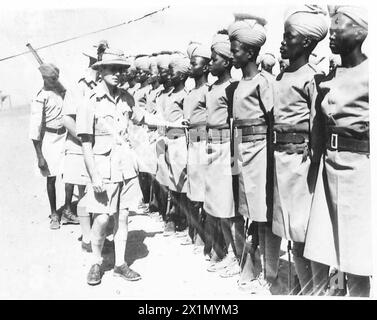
[0,106,296,300]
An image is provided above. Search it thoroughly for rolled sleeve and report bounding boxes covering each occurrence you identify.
[130,105,146,125]
[62,87,80,116]
[76,95,95,136]
[29,98,44,141]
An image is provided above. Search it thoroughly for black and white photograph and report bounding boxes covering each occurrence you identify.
[0,0,375,301]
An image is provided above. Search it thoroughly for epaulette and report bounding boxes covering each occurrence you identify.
[89,92,97,101]
[307,63,319,74]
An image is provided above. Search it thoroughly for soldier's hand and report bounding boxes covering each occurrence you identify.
[92,173,104,193]
[38,156,48,170]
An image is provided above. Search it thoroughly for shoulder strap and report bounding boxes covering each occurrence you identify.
[225,80,239,119]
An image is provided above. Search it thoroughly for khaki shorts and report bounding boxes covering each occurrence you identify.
[119,176,143,212]
[83,182,121,215]
[63,153,90,185]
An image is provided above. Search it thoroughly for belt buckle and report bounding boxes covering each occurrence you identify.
[330,133,338,149]
[273,131,277,144]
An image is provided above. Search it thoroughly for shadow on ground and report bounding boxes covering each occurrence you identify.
[102,230,162,272]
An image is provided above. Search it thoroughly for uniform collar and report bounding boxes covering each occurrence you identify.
[79,68,97,84]
[94,80,123,104]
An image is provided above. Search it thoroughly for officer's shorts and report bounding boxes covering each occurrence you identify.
[63,153,90,186]
[119,176,142,212]
[83,182,121,215]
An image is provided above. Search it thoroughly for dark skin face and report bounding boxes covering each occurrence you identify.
[329,13,366,55]
[169,65,185,87]
[208,51,230,77]
[157,66,171,86]
[136,68,150,84]
[124,68,137,82]
[230,40,251,69]
[43,75,59,90]
[280,24,310,60]
[189,56,209,79]
[230,40,260,69]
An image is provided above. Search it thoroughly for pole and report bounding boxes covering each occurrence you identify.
[26,43,66,97]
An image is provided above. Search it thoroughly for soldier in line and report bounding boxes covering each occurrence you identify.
[304,5,371,297]
[204,31,239,277]
[228,13,280,294]
[61,44,100,251]
[162,55,190,236]
[29,63,67,230]
[132,55,155,213]
[272,5,328,295]
[143,54,165,215]
[181,42,210,248]
[154,52,174,224]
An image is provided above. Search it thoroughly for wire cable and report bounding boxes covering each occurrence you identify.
[0,5,170,63]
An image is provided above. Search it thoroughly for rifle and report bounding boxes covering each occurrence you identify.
[26,43,66,98]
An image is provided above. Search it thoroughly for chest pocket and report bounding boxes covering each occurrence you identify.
[93,108,115,155]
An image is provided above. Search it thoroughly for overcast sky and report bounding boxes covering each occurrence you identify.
[0,0,370,106]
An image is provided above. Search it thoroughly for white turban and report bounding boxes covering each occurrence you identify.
[328,5,367,30]
[187,42,211,60]
[169,56,191,75]
[156,54,171,69]
[228,13,267,47]
[285,5,328,42]
[39,63,59,78]
[149,56,158,75]
[211,33,232,59]
[260,53,276,69]
[126,56,136,72]
[134,56,151,72]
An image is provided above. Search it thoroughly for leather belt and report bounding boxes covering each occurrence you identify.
[189,121,207,129]
[166,128,186,139]
[207,128,230,144]
[207,123,230,130]
[241,134,266,143]
[239,125,267,136]
[233,118,265,127]
[273,132,309,144]
[45,127,66,135]
[326,133,369,154]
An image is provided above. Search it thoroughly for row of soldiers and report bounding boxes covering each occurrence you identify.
[29,4,371,296]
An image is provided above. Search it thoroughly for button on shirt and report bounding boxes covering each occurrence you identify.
[29,89,64,141]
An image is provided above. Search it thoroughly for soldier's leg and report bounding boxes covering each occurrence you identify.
[46,176,57,216]
[113,209,129,266]
[62,183,79,224]
[91,213,110,263]
[346,273,370,297]
[149,174,159,213]
[221,216,245,259]
[310,261,329,295]
[64,183,74,211]
[261,222,282,284]
[292,241,313,295]
[218,217,244,277]
[138,172,150,206]
[77,185,91,247]
[177,192,188,232]
[204,213,217,256]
